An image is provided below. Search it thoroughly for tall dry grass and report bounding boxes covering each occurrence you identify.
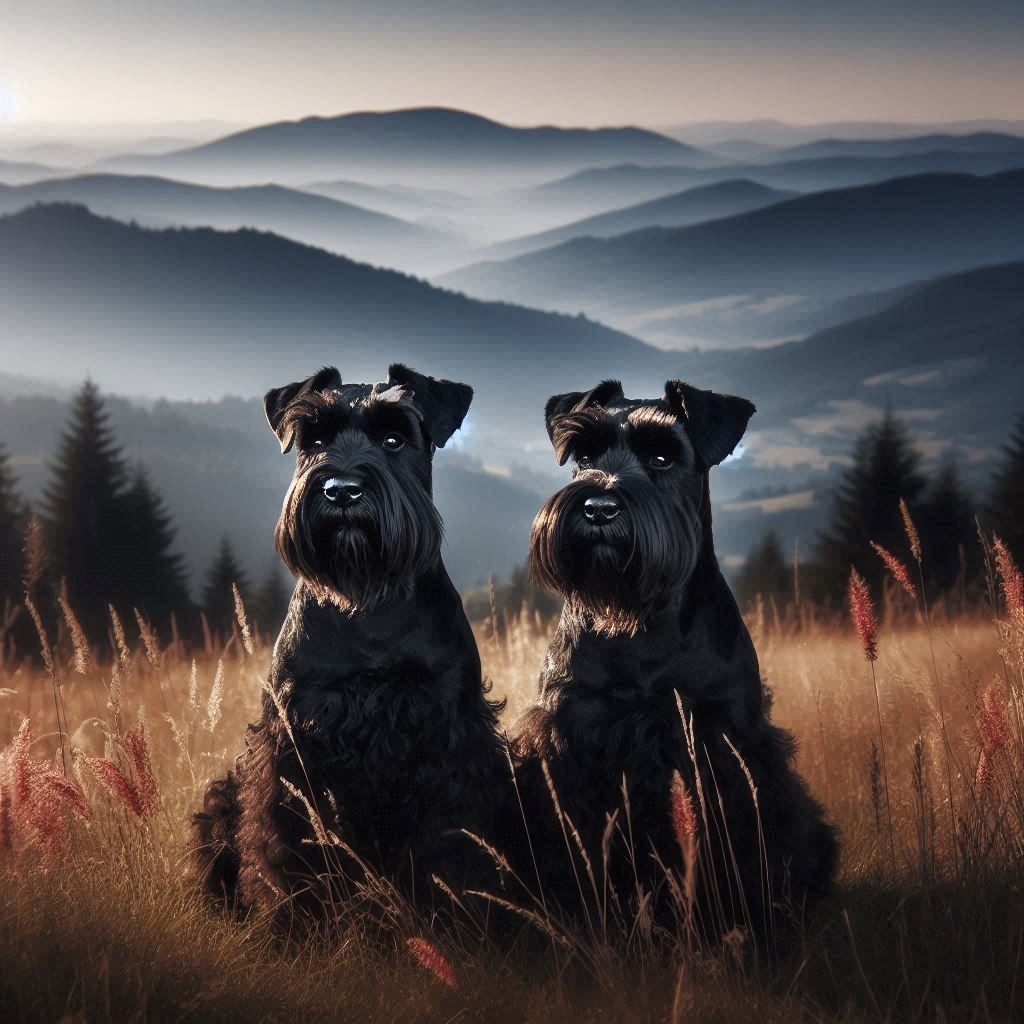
[1,539,1023,1022]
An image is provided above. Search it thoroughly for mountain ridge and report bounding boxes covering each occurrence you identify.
[482,179,796,259]
[441,169,1024,338]
[0,172,455,272]
[101,107,713,186]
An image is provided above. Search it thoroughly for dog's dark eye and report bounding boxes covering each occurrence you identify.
[304,425,328,449]
[649,454,673,470]
[576,455,591,469]
[382,433,405,452]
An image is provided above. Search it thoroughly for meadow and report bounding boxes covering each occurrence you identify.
[1,544,1023,1023]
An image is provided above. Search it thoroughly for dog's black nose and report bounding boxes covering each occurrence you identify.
[323,477,362,506]
[583,495,620,525]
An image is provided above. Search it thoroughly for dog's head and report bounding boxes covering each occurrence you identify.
[529,379,754,634]
[265,364,472,611]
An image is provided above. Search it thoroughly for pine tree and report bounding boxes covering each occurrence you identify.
[815,409,928,601]
[0,444,26,604]
[735,531,792,609]
[41,379,132,639]
[122,465,193,638]
[921,461,979,596]
[988,414,1024,559]
[202,536,249,639]
[252,561,291,638]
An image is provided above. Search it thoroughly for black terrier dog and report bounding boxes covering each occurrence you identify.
[509,378,837,943]
[193,364,506,928]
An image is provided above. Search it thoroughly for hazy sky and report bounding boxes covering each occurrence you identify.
[2,1,1024,128]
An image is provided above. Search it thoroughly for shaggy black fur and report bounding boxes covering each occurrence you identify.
[508,379,837,944]
[192,364,507,930]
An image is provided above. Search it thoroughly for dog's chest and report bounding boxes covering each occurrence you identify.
[296,672,476,834]
[291,667,459,778]
[552,684,682,772]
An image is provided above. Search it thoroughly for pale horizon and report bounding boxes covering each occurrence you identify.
[2,1,1024,131]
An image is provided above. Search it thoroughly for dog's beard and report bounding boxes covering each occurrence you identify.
[529,478,700,636]
[276,469,442,613]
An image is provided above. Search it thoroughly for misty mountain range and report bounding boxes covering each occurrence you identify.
[669,119,1024,148]
[482,180,797,260]
[0,105,1021,583]
[513,144,1024,221]
[0,203,664,463]
[0,174,458,273]
[443,170,1024,346]
[100,107,712,188]
[746,131,1024,163]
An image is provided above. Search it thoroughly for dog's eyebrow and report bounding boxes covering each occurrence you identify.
[626,407,677,430]
[367,383,408,405]
[550,406,617,465]
[360,396,424,439]
[281,390,349,433]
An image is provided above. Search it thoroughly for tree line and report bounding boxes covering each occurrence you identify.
[734,409,1024,612]
[0,380,290,657]
[2,383,1022,656]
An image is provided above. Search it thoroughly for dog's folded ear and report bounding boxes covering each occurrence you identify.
[665,380,755,468]
[387,364,473,448]
[544,379,625,447]
[264,366,342,453]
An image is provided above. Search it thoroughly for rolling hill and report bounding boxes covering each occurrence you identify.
[699,260,1024,422]
[0,201,1020,574]
[483,180,795,260]
[0,174,460,273]
[441,170,1024,341]
[0,203,668,471]
[520,148,1024,220]
[300,178,471,223]
[658,260,1024,566]
[102,107,711,187]
[0,158,60,185]
[767,131,1024,163]
[669,119,1024,148]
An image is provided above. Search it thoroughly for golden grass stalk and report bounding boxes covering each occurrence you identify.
[206,660,224,732]
[849,569,895,869]
[109,605,129,667]
[21,514,46,593]
[233,583,255,656]
[188,660,200,712]
[900,498,922,563]
[58,589,93,675]
[107,660,123,722]
[134,610,162,670]
[898,505,960,869]
[24,592,65,774]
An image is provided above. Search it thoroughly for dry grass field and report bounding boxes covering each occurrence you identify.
[1,548,1023,1023]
